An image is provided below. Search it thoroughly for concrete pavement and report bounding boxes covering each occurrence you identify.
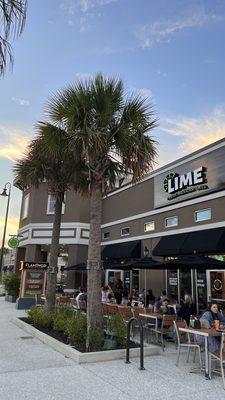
[0,297,225,400]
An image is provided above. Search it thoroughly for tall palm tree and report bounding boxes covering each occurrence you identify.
[14,122,88,310]
[0,0,27,76]
[46,74,158,348]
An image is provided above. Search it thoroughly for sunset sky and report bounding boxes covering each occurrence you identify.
[0,0,225,242]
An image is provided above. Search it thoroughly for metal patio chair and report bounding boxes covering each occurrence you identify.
[209,332,225,389]
[174,320,202,367]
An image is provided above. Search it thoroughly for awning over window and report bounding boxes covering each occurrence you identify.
[101,240,141,260]
[152,233,187,257]
[152,227,225,257]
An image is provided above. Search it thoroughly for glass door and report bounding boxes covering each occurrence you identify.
[180,269,193,300]
[207,270,225,303]
[194,270,207,314]
[105,270,124,289]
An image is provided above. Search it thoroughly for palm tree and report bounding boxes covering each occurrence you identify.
[46,74,158,348]
[14,122,88,310]
[0,0,27,76]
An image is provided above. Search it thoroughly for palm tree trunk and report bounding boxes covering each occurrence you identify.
[46,196,62,310]
[87,181,103,349]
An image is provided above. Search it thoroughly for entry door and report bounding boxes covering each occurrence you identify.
[105,270,123,288]
[194,270,207,313]
[207,270,225,303]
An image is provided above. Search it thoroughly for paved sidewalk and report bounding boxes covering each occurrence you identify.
[0,297,225,400]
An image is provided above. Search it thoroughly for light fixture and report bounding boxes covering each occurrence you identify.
[0,188,8,197]
[144,246,149,258]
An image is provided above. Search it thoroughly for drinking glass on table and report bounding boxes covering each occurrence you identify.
[214,320,220,330]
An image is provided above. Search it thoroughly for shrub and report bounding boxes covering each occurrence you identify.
[27,306,54,329]
[65,314,87,347]
[88,324,104,352]
[52,306,74,332]
[110,313,126,347]
[3,273,20,297]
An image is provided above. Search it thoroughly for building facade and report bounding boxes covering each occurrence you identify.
[16,138,225,306]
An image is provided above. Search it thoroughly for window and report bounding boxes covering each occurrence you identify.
[144,221,155,232]
[195,208,211,222]
[121,227,130,236]
[165,216,178,228]
[21,194,30,219]
[47,194,65,215]
[102,232,110,239]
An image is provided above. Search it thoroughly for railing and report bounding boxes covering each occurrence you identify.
[125,317,145,370]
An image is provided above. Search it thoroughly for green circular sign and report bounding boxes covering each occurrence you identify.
[8,237,20,248]
[163,172,176,193]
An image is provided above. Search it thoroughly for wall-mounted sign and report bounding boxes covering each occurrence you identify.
[169,277,178,286]
[8,237,20,248]
[197,279,205,288]
[154,145,225,208]
[213,278,222,291]
[20,261,48,270]
[163,166,208,201]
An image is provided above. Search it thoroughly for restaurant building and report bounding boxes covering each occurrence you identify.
[15,138,225,308]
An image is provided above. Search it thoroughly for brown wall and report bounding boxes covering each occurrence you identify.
[19,184,90,228]
[102,178,154,224]
[102,196,225,243]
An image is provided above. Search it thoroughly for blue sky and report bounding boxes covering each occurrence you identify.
[0,0,225,240]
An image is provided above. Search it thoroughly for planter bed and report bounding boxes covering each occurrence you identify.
[13,317,160,364]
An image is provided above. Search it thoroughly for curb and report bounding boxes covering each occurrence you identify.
[13,318,160,364]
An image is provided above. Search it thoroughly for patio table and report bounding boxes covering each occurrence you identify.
[139,312,162,329]
[178,327,220,379]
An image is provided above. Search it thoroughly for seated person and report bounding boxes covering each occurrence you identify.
[76,288,87,308]
[195,303,225,352]
[153,290,168,312]
[178,294,197,326]
[159,299,175,315]
[145,289,155,307]
[107,293,115,303]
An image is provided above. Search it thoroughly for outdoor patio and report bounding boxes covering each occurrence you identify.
[0,297,225,400]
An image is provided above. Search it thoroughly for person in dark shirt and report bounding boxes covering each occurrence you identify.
[145,289,155,307]
[178,294,197,325]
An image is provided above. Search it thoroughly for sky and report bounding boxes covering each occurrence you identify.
[0,0,225,242]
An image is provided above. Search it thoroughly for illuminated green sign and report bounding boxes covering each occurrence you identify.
[163,167,208,200]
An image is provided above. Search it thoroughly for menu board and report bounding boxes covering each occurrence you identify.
[24,271,45,297]
[19,261,48,299]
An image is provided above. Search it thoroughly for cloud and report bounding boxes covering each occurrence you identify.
[129,86,153,100]
[0,125,31,162]
[60,0,118,29]
[135,9,221,49]
[12,97,30,106]
[160,106,225,156]
[0,217,19,240]
[157,70,167,78]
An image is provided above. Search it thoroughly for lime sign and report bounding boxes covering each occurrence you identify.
[8,237,20,248]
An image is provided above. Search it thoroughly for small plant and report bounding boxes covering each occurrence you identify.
[27,306,54,329]
[52,306,74,332]
[3,273,20,297]
[110,313,126,347]
[66,314,87,347]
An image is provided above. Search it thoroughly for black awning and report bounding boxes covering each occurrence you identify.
[152,227,225,257]
[152,233,187,257]
[101,240,141,260]
[181,227,225,255]
[64,262,86,271]
[159,255,225,270]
